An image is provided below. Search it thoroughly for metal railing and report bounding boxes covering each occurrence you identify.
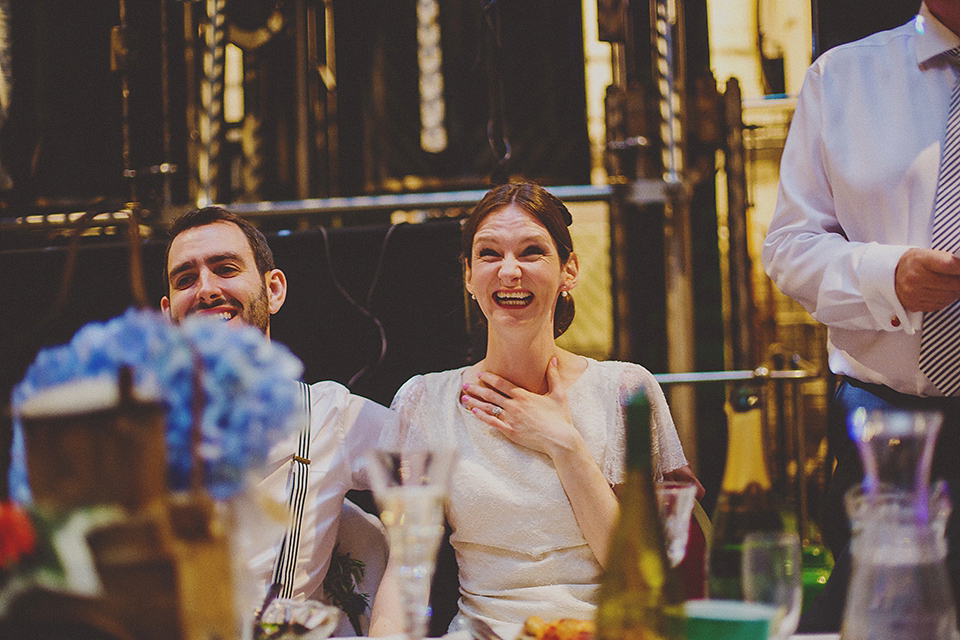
[653,366,818,386]
[224,184,614,218]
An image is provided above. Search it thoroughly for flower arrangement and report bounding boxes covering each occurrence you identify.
[0,500,64,607]
[0,501,49,581]
[9,307,305,502]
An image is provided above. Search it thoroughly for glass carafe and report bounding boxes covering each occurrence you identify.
[840,409,959,640]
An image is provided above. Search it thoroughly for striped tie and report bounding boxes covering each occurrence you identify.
[920,48,960,395]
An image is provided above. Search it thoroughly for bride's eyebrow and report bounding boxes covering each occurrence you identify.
[517,234,551,247]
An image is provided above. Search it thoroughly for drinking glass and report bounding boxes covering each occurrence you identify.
[741,531,803,640]
[365,449,456,640]
[654,480,698,567]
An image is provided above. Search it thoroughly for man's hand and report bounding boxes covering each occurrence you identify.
[895,248,960,312]
[662,465,706,499]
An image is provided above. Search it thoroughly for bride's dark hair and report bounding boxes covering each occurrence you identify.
[461,182,576,338]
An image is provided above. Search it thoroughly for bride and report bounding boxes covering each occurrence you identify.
[369,182,701,632]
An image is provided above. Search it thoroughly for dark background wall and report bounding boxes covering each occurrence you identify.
[269,220,470,407]
[814,0,922,57]
[0,218,468,404]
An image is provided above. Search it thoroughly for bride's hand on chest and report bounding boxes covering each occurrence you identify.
[460,358,581,459]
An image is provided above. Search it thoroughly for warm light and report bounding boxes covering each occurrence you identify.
[417,0,447,153]
[224,43,244,124]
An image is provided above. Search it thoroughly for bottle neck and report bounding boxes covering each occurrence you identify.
[625,393,653,471]
[720,401,771,493]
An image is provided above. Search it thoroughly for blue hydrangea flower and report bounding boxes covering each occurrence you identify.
[10,307,305,502]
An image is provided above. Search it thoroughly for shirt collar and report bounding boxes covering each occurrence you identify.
[916,2,960,67]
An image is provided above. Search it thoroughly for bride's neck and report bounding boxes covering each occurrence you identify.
[483,330,557,393]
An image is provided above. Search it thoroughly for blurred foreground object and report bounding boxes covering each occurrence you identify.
[2,308,306,640]
[841,410,958,640]
[594,390,685,640]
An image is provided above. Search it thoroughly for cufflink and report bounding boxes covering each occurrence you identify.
[891,316,901,327]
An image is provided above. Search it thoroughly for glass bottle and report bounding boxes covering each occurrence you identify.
[595,389,685,640]
[708,386,783,600]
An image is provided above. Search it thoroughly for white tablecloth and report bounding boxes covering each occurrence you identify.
[334,629,840,640]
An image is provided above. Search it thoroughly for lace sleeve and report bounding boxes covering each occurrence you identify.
[383,375,431,450]
[615,363,688,479]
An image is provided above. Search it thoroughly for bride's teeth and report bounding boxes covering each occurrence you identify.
[495,291,532,305]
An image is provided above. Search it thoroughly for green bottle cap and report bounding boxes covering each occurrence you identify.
[730,386,760,412]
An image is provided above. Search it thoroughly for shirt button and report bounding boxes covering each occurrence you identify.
[891,316,901,327]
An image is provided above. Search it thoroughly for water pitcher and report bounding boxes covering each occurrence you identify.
[841,409,959,640]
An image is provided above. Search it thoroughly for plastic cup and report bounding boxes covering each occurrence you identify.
[654,480,698,567]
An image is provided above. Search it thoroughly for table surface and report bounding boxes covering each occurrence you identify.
[333,634,840,640]
[333,628,840,640]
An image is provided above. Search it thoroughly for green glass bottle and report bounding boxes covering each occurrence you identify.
[708,386,784,600]
[595,390,685,640]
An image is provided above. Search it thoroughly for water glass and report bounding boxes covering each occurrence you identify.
[364,449,456,640]
[741,531,803,640]
[654,480,698,567]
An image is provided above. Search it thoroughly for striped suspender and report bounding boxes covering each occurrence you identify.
[270,380,313,598]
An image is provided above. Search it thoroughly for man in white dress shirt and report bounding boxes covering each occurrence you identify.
[161,206,393,611]
[763,0,960,629]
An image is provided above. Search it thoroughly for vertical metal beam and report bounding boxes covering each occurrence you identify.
[182,2,200,210]
[0,0,10,192]
[199,0,226,206]
[113,0,136,204]
[791,377,810,543]
[724,77,754,370]
[605,40,634,361]
[295,0,310,199]
[651,0,698,469]
[609,193,634,361]
[314,0,339,196]
[159,0,173,210]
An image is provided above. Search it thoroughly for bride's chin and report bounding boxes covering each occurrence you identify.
[486,312,551,334]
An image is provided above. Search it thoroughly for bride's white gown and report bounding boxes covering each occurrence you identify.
[381,357,689,627]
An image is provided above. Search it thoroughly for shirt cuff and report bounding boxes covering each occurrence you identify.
[859,243,920,334]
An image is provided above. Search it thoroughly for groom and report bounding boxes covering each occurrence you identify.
[161,205,392,611]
